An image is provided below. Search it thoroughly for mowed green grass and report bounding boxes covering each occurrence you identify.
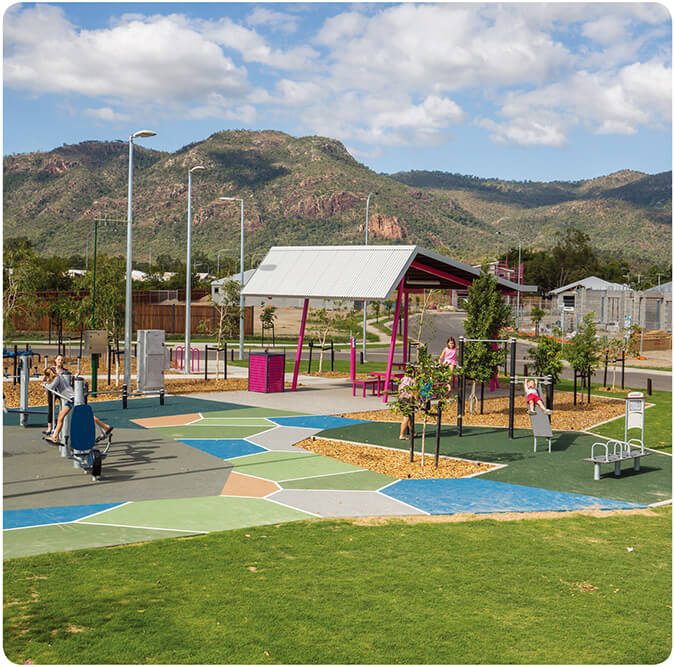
[4,509,670,664]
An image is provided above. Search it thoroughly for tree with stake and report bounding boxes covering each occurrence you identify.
[214,279,243,379]
[565,312,602,404]
[530,305,545,337]
[463,265,512,414]
[391,345,455,467]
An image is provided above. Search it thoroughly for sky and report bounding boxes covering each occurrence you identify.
[3,2,672,181]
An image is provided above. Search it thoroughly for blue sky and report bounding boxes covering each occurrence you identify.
[3,2,672,180]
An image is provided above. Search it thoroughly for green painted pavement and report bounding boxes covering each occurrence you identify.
[153,424,273,439]
[3,523,198,560]
[321,422,672,506]
[197,418,275,427]
[79,496,313,532]
[232,451,363,482]
[280,469,395,491]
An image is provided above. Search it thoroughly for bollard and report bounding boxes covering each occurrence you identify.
[359,351,364,365]
[409,412,415,462]
[508,338,516,439]
[122,384,128,410]
[159,388,165,406]
[647,378,652,396]
[621,351,625,390]
[204,345,209,381]
[434,406,442,468]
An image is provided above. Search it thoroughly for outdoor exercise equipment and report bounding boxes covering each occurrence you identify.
[45,376,111,481]
[520,377,554,453]
[2,353,48,427]
[584,438,651,480]
[457,337,517,438]
[624,391,645,443]
[136,329,169,392]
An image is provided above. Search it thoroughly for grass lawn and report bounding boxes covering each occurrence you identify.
[4,510,670,664]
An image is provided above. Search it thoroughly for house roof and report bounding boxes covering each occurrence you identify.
[646,281,672,293]
[550,276,631,295]
[211,269,257,287]
[241,245,537,301]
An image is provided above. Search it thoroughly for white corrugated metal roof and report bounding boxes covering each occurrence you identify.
[241,245,537,301]
[550,276,631,294]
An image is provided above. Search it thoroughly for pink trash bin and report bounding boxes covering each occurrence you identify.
[248,349,285,393]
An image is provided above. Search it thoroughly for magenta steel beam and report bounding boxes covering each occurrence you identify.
[292,298,309,391]
[403,292,409,364]
[383,280,404,403]
[409,261,473,287]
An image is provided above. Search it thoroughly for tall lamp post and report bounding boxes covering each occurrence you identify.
[124,129,156,390]
[185,165,205,374]
[496,229,522,330]
[220,197,245,360]
[363,191,378,362]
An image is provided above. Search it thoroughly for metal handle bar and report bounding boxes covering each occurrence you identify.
[42,384,72,402]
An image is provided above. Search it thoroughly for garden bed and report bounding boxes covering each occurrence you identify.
[296,437,494,479]
[340,390,626,432]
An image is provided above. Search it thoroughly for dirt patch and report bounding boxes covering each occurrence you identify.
[347,507,659,525]
[295,437,495,479]
[340,390,625,432]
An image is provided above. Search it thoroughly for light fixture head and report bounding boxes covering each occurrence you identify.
[131,129,157,139]
[190,165,205,173]
[219,196,241,202]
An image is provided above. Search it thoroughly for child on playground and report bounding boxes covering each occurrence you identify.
[42,354,69,436]
[439,337,457,369]
[525,378,552,415]
[439,337,458,390]
[398,366,419,440]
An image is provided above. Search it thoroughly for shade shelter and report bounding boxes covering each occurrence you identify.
[242,245,537,401]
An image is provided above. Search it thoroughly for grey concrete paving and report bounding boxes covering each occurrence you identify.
[268,488,426,517]
[188,380,389,415]
[3,425,232,510]
[247,425,321,451]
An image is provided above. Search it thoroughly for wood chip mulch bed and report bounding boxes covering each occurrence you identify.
[295,437,495,480]
[340,390,626,432]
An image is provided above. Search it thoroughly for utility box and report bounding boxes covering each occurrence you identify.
[137,329,169,393]
[248,349,285,393]
[83,330,108,356]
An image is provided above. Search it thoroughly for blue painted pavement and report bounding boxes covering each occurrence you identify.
[268,415,368,430]
[380,478,646,515]
[4,503,124,530]
[178,439,267,460]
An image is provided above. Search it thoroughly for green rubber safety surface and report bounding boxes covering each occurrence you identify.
[78,496,313,532]
[232,451,364,482]
[280,469,396,491]
[321,422,672,506]
[3,523,199,560]
[152,424,274,439]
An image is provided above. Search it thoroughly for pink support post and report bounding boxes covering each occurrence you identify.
[383,281,404,403]
[292,298,309,391]
[403,292,409,365]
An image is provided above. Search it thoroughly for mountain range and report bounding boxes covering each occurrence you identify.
[3,130,671,268]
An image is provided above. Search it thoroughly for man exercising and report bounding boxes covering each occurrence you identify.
[43,372,113,445]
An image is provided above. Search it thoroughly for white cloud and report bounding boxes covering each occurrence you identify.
[83,107,131,122]
[4,8,251,106]
[246,7,298,33]
[201,17,318,71]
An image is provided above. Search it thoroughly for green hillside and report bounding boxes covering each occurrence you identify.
[3,130,671,266]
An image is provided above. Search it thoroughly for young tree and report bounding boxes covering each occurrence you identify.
[259,302,277,345]
[463,265,513,414]
[530,305,546,337]
[526,336,563,383]
[565,312,602,403]
[390,344,455,467]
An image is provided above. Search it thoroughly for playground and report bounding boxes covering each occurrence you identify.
[4,376,671,559]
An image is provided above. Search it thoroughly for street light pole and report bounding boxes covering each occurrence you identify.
[124,129,156,389]
[216,248,231,275]
[185,165,205,374]
[363,191,377,362]
[220,197,245,360]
